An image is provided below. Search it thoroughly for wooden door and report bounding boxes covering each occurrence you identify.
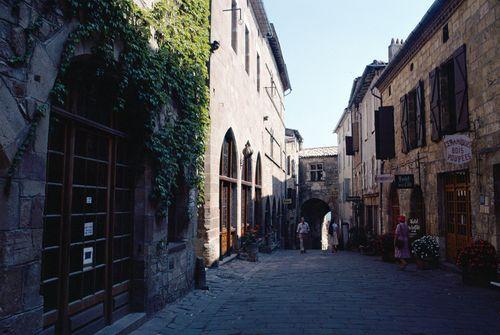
[495,165,500,250]
[220,181,230,257]
[444,171,471,260]
[41,111,133,335]
[390,186,400,232]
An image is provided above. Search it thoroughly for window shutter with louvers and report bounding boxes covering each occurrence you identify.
[375,106,396,160]
[345,136,354,156]
[416,80,426,147]
[400,95,409,154]
[429,68,441,141]
[352,122,360,152]
[453,44,469,132]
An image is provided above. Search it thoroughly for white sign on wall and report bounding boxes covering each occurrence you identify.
[444,135,472,165]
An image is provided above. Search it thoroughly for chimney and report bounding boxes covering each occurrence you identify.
[388,38,404,63]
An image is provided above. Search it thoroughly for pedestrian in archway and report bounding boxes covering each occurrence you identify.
[394,215,410,269]
[328,220,339,253]
[297,217,310,254]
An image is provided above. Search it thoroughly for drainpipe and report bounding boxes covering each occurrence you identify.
[371,86,384,235]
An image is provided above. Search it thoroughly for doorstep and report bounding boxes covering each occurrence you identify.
[94,313,147,335]
[219,253,239,266]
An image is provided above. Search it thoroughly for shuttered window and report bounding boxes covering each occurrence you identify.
[352,122,360,152]
[375,106,396,159]
[429,44,469,141]
[345,136,354,156]
[400,80,426,153]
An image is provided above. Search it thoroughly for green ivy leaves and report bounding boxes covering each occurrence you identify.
[51,0,210,216]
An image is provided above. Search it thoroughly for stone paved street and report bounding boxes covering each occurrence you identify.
[131,251,500,335]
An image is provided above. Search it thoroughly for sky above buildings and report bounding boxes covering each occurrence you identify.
[264,0,435,148]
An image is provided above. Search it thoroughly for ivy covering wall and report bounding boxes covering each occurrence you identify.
[51,0,211,216]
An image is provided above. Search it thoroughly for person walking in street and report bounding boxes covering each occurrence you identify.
[394,215,410,269]
[328,220,339,253]
[297,217,310,254]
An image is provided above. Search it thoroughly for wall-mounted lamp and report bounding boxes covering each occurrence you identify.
[222,7,243,25]
[210,40,220,53]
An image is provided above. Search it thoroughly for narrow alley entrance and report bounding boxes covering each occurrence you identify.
[300,199,330,249]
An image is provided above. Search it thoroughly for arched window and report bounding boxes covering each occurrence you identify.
[410,186,425,238]
[389,184,400,232]
[219,131,237,258]
[241,144,252,236]
[254,154,262,235]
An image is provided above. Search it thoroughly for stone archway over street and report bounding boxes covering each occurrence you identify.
[300,198,330,249]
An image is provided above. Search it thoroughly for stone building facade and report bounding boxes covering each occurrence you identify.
[348,61,386,236]
[284,128,302,248]
[334,109,353,243]
[198,0,291,265]
[298,147,339,249]
[0,1,207,334]
[374,0,499,259]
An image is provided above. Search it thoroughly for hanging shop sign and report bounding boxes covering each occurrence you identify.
[394,174,414,189]
[375,174,395,183]
[408,218,421,238]
[444,134,472,165]
[346,196,362,202]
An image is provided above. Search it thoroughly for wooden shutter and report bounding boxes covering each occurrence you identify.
[429,68,441,141]
[400,95,409,154]
[453,44,469,132]
[352,122,359,152]
[440,61,454,134]
[345,136,354,156]
[416,80,426,147]
[375,106,396,160]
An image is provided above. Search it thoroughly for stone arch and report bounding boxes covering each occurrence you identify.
[389,183,400,232]
[409,185,425,237]
[219,129,238,258]
[254,153,262,232]
[301,198,331,249]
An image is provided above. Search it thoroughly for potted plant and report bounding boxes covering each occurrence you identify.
[457,240,498,286]
[377,233,395,262]
[411,235,439,270]
[239,227,259,262]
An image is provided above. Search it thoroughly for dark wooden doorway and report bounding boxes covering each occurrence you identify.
[41,59,134,335]
[443,170,471,260]
[389,184,400,232]
[42,110,134,335]
[494,164,500,256]
[219,131,237,259]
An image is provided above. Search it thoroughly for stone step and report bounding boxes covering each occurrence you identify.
[94,313,147,335]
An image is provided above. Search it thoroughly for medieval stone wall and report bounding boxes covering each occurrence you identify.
[299,155,339,216]
[0,1,199,333]
[199,0,288,265]
[378,0,499,251]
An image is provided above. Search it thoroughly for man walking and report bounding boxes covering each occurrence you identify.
[328,220,339,253]
[297,217,310,254]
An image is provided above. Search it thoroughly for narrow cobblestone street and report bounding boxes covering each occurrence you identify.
[132,251,500,335]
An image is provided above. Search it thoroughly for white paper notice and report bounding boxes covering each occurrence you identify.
[84,222,93,237]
